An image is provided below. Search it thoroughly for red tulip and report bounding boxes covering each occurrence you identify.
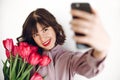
[3,38,14,52]
[30,72,43,80]
[28,52,41,66]
[18,42,31,61]
[13,45,19,56]
[19,42,29,47]
[5,50,10,58]
[39,55,51,66]
[30,45,38,53]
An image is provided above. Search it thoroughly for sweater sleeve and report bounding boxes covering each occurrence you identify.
[70,49,106,78]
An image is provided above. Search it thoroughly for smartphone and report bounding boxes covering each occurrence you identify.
[71,3,92,49]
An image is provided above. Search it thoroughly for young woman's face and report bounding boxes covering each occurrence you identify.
[32,23,56,50]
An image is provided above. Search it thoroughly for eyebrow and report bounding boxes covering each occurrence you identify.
[41,27,46,31]
[41,26,49,31]
[32,27,46,34]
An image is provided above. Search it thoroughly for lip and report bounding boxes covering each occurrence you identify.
[42,39,51,47]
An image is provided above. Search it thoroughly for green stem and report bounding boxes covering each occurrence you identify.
[11,54,19,80]
[16,60,26,78]
[36,66,41,72]
[10,52,12,80]
[17,65,33,80]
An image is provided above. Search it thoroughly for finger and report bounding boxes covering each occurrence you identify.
[71,9,95,21]
[71,26,89,35]
[73,35,90,44]
[70,19,91,28]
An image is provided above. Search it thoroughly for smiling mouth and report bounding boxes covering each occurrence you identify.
[42,39,51,47]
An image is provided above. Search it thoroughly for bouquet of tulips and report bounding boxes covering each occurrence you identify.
[2,38,51,80]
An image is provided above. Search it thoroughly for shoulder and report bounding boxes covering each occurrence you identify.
[56,46,84,61]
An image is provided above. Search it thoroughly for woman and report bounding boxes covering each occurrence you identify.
[17,8,110,80]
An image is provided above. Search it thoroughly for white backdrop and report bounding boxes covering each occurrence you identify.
[0,0,120,80]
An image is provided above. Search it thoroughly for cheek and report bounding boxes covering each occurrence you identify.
[51,32,56,41]
[33,37,42,45]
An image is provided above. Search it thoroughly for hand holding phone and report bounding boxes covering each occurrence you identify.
[71,3,92,49]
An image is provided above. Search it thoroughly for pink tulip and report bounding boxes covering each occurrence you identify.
[3,38,14,52]
[30,72,43,80]
[39,55,51,66]
[28,52,41,66]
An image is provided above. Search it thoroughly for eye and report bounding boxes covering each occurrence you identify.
[43,28,48,32]
[32,33,39,38]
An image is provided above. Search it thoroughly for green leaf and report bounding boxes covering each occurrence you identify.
[4,67,10,80]
[16,57,22,75]
[22,62,27,74]
[17,65,33,80]
[17,57,23,73]
[2,59,10,80]
[16,61,26,78]
[10,53,13,79]
[2,59,8,73]
[10,54,19,80]
[25,72,30,80]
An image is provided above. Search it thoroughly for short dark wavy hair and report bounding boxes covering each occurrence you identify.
[17,8,66,53]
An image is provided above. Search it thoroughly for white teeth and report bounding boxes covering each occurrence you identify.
[44,41,49,44]
[43,39,50,45]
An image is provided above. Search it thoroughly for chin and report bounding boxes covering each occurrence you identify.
[42,42,55,50]
[43,46,53,51]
